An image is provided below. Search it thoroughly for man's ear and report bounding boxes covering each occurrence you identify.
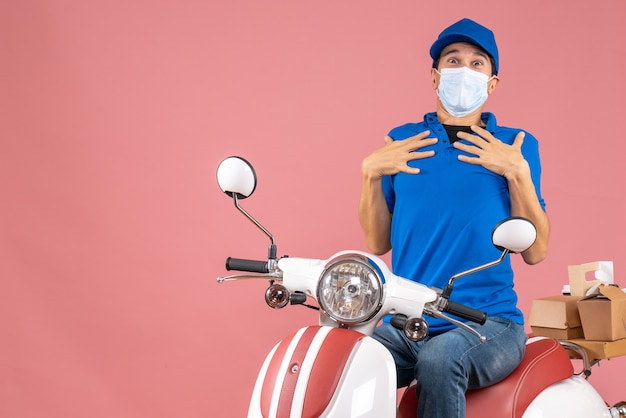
[488,76,500,94]
[431,68,439,90]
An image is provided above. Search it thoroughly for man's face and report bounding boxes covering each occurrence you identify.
[431,42,498,93]
[437,42,493,76]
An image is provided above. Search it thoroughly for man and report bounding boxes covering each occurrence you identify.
[358,18,549,418]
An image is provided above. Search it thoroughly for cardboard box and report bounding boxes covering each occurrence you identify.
[578,285,626,341]
[567,261,613,296]
[565,337,626,360]
[528,295,584,339]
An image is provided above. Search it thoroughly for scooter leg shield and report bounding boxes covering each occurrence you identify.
[247,325,397,418]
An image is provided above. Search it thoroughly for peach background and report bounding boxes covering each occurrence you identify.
[2,1,625,417]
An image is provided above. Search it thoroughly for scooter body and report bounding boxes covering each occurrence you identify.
[215,156,624,418]
[245,255,617,418]
[249,326,613,418]
[524,376,612,418]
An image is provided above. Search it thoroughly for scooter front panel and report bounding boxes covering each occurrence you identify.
[248,325,396,418]
[319,335,397,417]
[258,326,324,417]
[293,327,360,416]
[253,326,365,417]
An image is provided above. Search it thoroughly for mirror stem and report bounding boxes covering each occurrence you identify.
[232,194,277,256]
[441,249,510,300]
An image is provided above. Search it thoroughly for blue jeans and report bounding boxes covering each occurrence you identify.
[372,316,527,418]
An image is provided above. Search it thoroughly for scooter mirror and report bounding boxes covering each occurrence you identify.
[491,217,537,253]
[216,156,257,199]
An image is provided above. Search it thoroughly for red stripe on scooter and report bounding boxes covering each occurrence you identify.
[259,326,366,418]
[260,327,320,417]
[259,329,297,417]
[274,326,320,417]
[302,328,365,417]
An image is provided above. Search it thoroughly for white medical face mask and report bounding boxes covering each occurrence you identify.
[436,67,493,117]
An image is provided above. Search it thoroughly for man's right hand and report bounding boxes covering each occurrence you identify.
[361,131,438,180]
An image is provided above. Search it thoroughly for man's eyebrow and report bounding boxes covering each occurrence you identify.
[441,48,489,60]
[473,50,489,60]
[441,48,461,58]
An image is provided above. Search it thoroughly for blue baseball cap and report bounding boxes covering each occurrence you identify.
[430,18,499,75]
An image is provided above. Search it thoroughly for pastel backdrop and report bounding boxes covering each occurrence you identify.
[2,1,625,417]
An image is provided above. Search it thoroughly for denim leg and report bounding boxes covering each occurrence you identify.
[372,320,423,388]
[372,316,527,418]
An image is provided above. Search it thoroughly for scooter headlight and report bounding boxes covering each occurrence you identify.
[316,254,384,325]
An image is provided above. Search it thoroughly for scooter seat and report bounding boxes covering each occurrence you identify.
[397,337,574,418]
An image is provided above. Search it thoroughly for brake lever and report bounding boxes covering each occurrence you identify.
[216,271,282,283]
[424,304,487,343]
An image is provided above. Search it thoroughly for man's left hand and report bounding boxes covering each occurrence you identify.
[453,125,529,180]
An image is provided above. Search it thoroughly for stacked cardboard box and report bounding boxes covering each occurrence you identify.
[528,295,583,339]
[527,261,626,360]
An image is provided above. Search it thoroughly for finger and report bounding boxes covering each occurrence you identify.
[404,130,431,141]
[453,141,480,155]
[470,125,500,143]
[457,154,481,165]
[512,131,525,150]
[399,165,421,175]
[384,135,393,145]
[386,130,431,143]
[397,130,433,145]
[470,125,489,137]
[455,132,483,147]
[404,131,437,147]
[396,137,437,153]
[407,149,436,160]
[406,137,438,150]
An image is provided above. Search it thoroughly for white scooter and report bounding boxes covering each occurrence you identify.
[215,156,626,418]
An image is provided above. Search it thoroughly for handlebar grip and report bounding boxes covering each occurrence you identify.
[390,314,408,331]
[225,257,269,273]
[443,301,487,325]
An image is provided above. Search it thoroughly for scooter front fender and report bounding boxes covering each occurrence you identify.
[248,325,396,418]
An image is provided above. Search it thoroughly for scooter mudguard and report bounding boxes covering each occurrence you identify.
[523,375,613,418]
[248,325,397,418]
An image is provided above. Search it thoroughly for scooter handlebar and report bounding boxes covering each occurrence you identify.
[225,257,269,273]
[443,300,488,325]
